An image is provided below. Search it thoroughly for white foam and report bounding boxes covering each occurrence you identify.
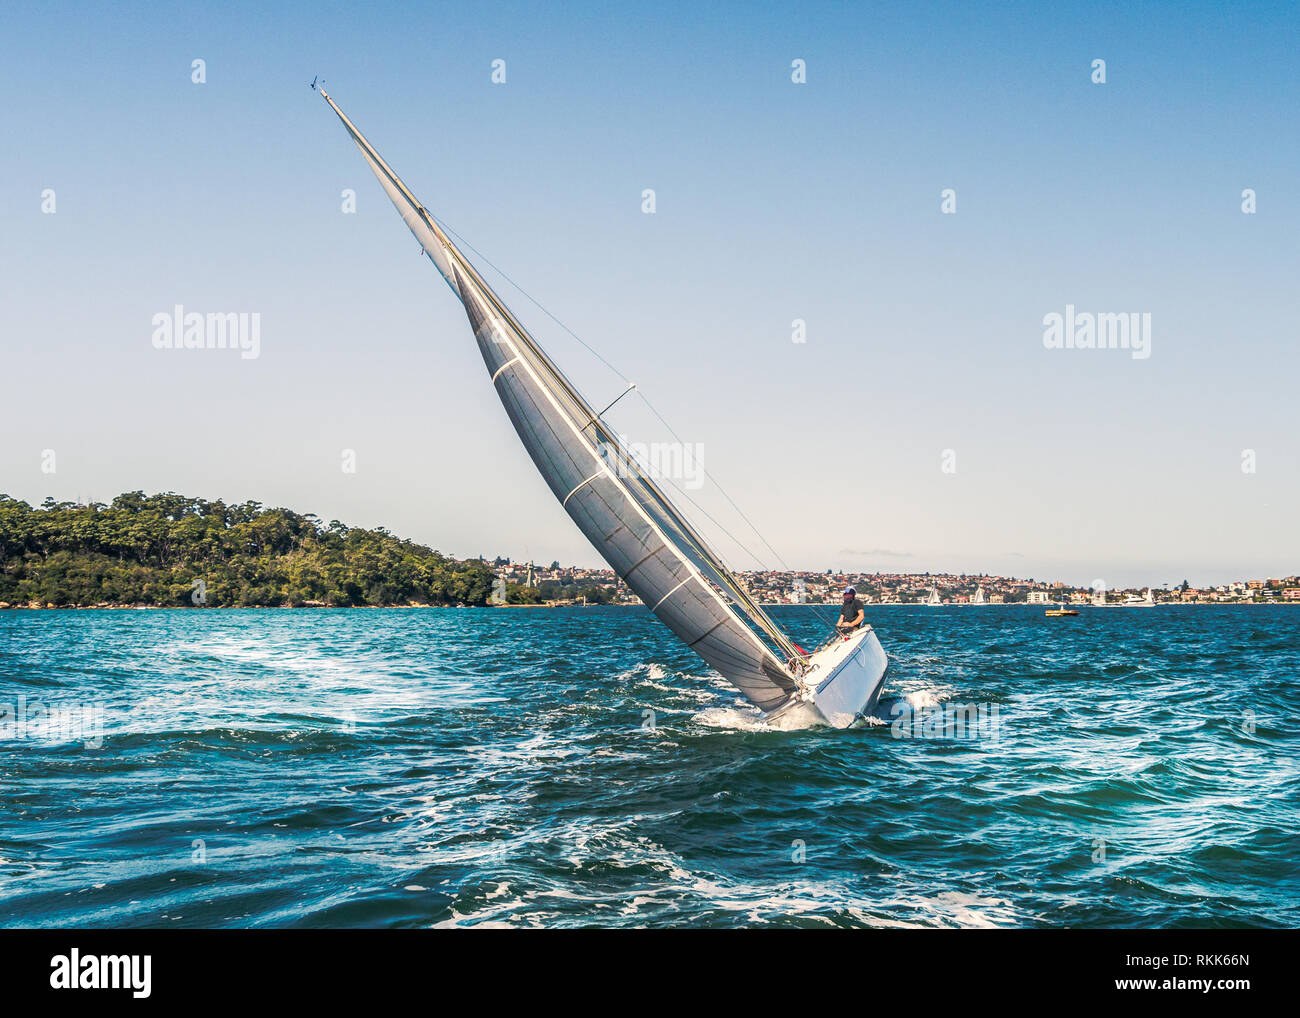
[903,686,953,710]
[692,706,770,731]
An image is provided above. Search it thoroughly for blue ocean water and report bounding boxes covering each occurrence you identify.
[0,605,1296,928]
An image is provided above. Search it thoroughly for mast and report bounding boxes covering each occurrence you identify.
[316,88,807,668]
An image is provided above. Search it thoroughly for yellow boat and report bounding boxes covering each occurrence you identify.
[1045,603,1079,617]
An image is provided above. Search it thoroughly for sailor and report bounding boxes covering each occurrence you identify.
[837,586,865,635]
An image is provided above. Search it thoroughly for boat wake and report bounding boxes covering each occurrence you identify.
[690,706,772,732]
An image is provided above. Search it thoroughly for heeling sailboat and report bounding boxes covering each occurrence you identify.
[317,89,889,728]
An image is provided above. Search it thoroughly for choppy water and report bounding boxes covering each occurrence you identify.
[1,605,1296,928]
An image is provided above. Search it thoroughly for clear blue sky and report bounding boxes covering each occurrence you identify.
[2,0,1296,588]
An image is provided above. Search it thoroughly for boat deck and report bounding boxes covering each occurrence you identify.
[805,626,873,691]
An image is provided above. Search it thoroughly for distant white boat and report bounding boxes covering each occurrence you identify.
[925,587,942,606]
[318,88,888,729]
[1122,589,1156,607]
[972,586,987,606]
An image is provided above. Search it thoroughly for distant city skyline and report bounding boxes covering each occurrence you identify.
[493,558,1300,604]
[3,1,1296,590]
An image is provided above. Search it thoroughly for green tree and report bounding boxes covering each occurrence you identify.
[0,492,495,609]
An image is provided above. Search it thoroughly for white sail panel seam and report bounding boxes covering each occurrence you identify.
[491,355,521,383]
[652,575,694,610]
[562,470,604,507]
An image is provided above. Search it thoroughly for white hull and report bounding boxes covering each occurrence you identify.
[765,626,889,729]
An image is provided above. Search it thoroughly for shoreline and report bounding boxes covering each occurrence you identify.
[1,601,1294,612]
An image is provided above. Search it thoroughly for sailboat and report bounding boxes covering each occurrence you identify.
[925,587,942,606]
[971,585,987,606]
[1091,588,1118,609]
[316,90,888,729]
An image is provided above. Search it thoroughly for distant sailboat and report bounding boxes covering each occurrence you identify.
[925,587,942,606]
[972,585,987,606]
[317,89,888,728]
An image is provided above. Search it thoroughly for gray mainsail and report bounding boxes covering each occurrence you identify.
[320,90,804,711]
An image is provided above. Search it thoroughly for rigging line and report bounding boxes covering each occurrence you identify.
[433,217,839,640]
[649,469,842,642]
[459,256,789,653]
[435,219,795,564]
[433,222,801,653]
[635,393,790,573]
[434,224,800,662]
[449,258,794,678]
[434,219,632,385]
[657,476,769,570]
[594,403,839,641]
[633,392,842,637]
[582,382,637,430]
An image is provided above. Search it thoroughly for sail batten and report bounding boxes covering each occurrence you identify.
[322,90,804,711]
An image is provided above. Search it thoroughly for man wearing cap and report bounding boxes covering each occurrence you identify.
[837,586,865,635]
